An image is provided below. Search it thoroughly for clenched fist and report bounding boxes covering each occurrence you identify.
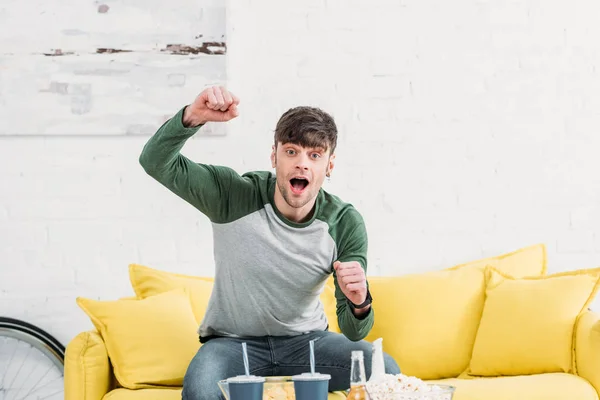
[333,260,369,312]
[183,86,240,127]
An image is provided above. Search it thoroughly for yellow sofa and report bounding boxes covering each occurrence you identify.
[65,244,600,400]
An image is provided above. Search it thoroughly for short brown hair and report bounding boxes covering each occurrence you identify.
[274,106,338,154]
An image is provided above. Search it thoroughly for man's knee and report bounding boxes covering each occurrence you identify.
[182,370,225,400]
[182,367,225,400]
[383,352,401,375]
[182,345,228,400]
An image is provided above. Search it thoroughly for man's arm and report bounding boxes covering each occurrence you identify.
[139,87,243,222]
[332,210,374,341]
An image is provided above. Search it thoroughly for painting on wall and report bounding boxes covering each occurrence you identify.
[0,0,227,136]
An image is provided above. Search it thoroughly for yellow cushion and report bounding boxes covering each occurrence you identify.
[129,263,214,323]
[465,266,600,377]
[364,244,547,380]
[76,289,200,389]
[103,388,347,400]
[129,263,341,333]
[366,267,484,380]
[447,243,547,277]
[426,373,598,400]
[323,275,340,333]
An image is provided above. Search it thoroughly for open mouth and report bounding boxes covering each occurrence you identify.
[289,177,309,195]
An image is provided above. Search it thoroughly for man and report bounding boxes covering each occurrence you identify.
[139,86,400,399]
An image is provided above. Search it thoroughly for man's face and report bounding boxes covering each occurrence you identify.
[271,141,335,209]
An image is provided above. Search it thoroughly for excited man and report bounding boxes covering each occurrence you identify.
[139,86,400,399]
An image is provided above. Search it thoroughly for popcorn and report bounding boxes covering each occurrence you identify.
[365,373,454,400]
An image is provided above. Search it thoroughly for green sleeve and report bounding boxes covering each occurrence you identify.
[139,106,260,223]
[332,209,374,341]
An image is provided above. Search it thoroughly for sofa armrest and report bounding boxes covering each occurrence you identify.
[64,330,114,400]
[576,309,600,394]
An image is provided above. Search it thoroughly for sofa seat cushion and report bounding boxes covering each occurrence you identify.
[427,373,598,400]
[103,388,347,399]
[104,388,182,400]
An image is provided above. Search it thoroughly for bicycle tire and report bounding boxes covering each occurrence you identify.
[0,316,65,370]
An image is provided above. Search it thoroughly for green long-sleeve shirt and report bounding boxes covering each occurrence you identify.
[139,106,374,342]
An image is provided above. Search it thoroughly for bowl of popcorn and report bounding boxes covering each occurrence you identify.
[365,373,455,400]
[218,376,296,400]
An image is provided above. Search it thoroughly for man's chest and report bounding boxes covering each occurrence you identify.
[212,207,337,289]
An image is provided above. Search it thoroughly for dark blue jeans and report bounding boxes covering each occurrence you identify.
[182,330,400,400]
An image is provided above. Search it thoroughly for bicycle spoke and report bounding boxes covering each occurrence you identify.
[15,375,63,400]
[10,342,43,400]
[1,336,19,389]
[0,320,64,400]
[16,361,55,400]
[35,386,64,400]
[6,342,32,400]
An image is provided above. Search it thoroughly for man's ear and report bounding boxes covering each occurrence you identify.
[270,145,276,168]
[327,153,336,176]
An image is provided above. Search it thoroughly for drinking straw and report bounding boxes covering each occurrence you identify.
[309,340,315,375]
[242,342,250,376]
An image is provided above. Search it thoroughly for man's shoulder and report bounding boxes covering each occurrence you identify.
[318,190,367,250]
[198,168,273,223]
[318,190,365,228]
[320,189,361,213]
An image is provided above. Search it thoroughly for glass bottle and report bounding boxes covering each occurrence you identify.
[346,350,370,400]
[368,338,385,383]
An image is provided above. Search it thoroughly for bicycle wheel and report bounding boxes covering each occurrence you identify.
[0,317,65,400]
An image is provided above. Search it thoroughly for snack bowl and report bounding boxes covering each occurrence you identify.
[218,376,296,400]
[366,384,456,400]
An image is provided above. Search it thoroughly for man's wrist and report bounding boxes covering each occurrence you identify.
[352,304,371,317]
[347,289,372,310]
[182,106,206,128]
[346,289,372,320]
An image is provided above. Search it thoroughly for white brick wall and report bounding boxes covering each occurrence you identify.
[1,0,600,347]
